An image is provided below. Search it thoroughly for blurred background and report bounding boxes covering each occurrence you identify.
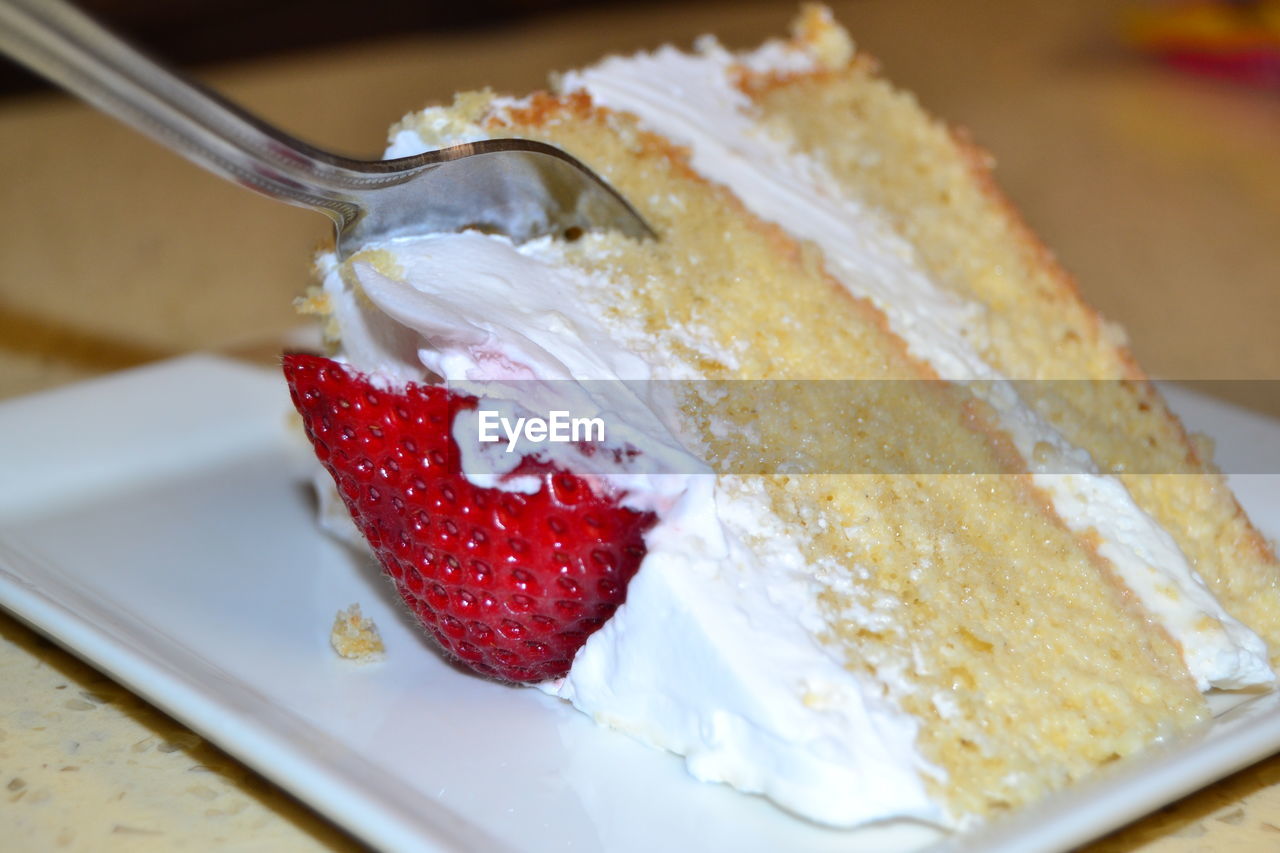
[0,0,717,96]
[0,0,1278,849]
[0,0,1277,403]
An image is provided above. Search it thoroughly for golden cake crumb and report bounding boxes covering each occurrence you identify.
[329,604,385,661]
[292,285,331,316]
[792,4,854,69]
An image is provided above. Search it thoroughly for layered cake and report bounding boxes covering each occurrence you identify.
[285,6,1280,829]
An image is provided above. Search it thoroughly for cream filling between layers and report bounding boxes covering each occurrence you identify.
[559,37,1273,692]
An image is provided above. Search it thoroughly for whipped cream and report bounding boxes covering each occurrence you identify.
[556,477,944,826]
[561,36,1272,692]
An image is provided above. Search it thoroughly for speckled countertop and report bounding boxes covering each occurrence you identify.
[2,0,1278,849]
[1,617,357,850]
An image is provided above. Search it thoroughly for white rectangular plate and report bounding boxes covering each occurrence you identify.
[0,354,1277,853]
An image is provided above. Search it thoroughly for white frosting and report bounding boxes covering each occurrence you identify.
[555,477,942,826]
[561,38,1272,692]
[332,233,703,507]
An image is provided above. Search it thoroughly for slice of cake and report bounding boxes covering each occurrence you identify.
[286,5,1280,830]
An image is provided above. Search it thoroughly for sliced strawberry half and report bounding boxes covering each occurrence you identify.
[282,353,655,683]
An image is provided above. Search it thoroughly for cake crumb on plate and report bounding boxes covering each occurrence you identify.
[330,604,384,661]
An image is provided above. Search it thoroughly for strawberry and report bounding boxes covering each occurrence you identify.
[282,354,655,683]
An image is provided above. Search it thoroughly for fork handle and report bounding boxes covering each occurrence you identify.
[0,0,368,227]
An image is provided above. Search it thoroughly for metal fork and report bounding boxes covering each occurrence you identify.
[0,0,654,259]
